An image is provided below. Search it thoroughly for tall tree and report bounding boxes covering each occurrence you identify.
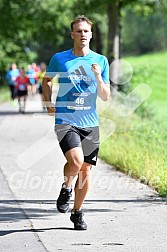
[107,0,162,62]
[107,0,121,63]
[0,0,166,72]
[72,0,161,62]
[0,0,76,69]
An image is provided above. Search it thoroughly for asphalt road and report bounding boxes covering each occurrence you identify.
[0,94,167,252]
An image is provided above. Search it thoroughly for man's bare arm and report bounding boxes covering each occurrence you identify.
[91,63,110,101]
[42,75,55,115]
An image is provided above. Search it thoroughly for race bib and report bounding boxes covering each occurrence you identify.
[67,92,91,110]
[19,84,26,91]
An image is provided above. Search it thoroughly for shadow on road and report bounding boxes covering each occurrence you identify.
[0,197,166,223]
[0,227,74,237]
[0,199,118,223]
[0,197,166,237]
[0,111,47,116]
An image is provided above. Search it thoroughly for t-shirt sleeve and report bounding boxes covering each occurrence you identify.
[5,71,10,81]
[46,54,57,78]
[101,57,110,84]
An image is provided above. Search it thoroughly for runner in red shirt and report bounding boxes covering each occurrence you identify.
[15,67,29,113]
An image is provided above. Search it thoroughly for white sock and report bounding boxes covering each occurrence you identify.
[71,209,81,214]
[62,182,72,191]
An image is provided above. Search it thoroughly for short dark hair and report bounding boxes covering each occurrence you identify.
[71,15,93,31]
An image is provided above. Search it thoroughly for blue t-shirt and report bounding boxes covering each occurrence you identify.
[46,49,109,128]
[6,69,19,86]
[26,69,36,85]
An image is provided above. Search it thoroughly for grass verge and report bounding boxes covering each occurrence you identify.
[0,85,10,103]
[99,51,167,196]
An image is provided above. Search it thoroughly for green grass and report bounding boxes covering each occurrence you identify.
[125,51,167,117]
[99,50,167,196]
[0,85,10,103]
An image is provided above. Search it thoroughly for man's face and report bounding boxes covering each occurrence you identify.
[12,64,17,70]
[71,21,92,48]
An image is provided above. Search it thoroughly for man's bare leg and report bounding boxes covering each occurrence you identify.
[72,162,91,210]
[70,162,91,230]
[56,147,84,213]
[63,147,84,188]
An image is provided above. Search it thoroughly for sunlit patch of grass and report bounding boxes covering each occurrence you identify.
[99,51,167,196]
[0,85,10,103]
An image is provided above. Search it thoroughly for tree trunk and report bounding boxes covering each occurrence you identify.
[94,23,103,54]
[107,0,121,94]
[107,0,120,63]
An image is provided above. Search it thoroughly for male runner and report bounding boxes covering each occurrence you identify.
[42,15,110,230]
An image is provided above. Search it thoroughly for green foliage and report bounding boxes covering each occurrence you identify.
[99,117,167,196]
[0,0,76,69]
[121,6,167,55]
[0,0,167,70]
[99,51,167,196]
[0,85,10,103]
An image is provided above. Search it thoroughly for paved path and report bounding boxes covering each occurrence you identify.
[0,95,167,252]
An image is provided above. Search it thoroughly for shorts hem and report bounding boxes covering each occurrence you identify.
[61,144,81,155]
[84,158,97,166]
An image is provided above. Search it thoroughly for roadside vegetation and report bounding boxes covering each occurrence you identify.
[0,85,10,103]
[99,51,167,196]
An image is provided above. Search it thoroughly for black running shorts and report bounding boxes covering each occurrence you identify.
[17,90,28,97]
[54,124,99,166]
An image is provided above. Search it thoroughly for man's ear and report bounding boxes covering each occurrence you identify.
[71,32,74,39]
